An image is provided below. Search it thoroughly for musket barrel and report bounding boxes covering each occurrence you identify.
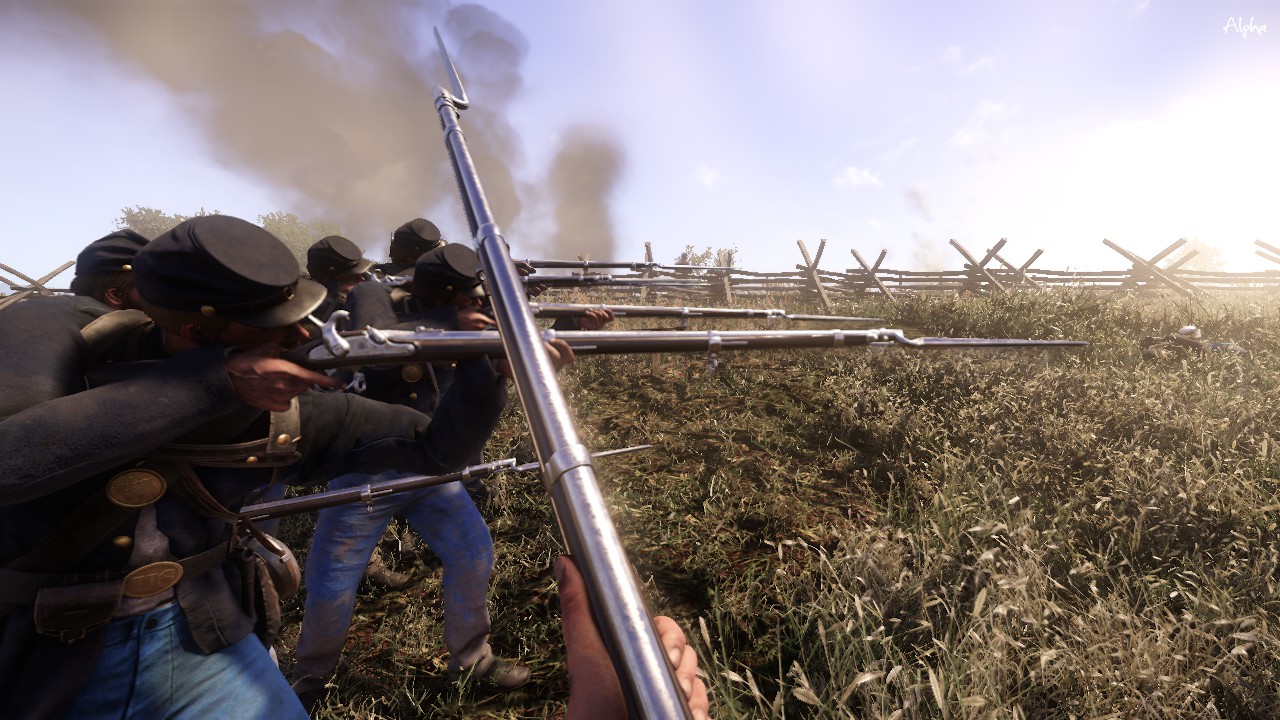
[431,28,692,716]
[286,328,1086,370]
[240,459,515,520]
[240,446,652,521]
[524,275,707,288]
[528,302,885,323]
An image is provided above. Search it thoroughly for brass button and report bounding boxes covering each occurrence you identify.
[408,392,418,400]
[106,469,167,508]
[275,434,292,447]
[246,456,258,464]
[200,305,216,317]
[113,536,133,548]
[121,264,132,271]
[401,364,424,383]
[123,561,184,598]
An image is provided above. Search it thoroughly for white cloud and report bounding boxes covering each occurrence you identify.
[695,164,719,188]
[963,54,996,75]
[951,101,1014,148]
[833,166,883,189]
[881,136,920,162]
[941,45,995,74]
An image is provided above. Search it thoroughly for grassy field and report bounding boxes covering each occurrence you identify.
[278,288,1280,718]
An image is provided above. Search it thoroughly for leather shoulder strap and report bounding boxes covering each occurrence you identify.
[148,397,302,467]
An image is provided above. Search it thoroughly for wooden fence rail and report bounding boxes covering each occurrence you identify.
[5,239,1279,308]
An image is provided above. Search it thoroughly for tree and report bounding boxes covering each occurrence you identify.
[116,206,218,240]
[673,244,738,274]
[257,212,343,266]
[115,207,343,267]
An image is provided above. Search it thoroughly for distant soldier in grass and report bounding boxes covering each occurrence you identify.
[1141,325,1248,360]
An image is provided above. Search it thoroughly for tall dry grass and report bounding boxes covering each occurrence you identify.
[280,289,1280,719]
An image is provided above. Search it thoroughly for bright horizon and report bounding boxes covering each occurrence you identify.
[1,1,1276,285]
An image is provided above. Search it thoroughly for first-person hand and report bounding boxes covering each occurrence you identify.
[227,343,343,411]
[574,307,616,331]
[555,556,711,720]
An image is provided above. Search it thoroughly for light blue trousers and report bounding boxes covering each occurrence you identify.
[64,602,306,720]
[291,473,495,692]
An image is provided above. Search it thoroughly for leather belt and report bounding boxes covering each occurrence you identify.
[0,544,227,604]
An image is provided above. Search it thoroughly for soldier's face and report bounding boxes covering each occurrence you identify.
[449,292,482,310]
[217,321,312,351]
[328,272,365,296]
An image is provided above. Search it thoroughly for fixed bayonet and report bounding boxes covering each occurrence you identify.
[240,445,652,521]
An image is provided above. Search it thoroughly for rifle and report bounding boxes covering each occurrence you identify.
[429,28,694,717]
[240,445,652,521]
[287,316,1086,370]
[362,270,706,290]
[528,301,885,325]
[521,273,708,289]
[524,259,736,274]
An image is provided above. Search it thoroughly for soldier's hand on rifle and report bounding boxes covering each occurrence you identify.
[574,307,616,331]
[515,260,548,297]
[556,556,710,720]
[227,343,343,411]
[544,338,576,370]
[457,307,497,331]
[494,339,575,380]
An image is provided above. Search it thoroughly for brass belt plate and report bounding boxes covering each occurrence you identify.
[106,469,167,508]
[122,561,184,598]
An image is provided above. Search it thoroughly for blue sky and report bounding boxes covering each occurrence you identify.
[1,1,1276,287]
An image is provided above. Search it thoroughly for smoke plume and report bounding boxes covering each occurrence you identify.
[20,0,537,257]
[912,231,950,272]
[546,126,625,260]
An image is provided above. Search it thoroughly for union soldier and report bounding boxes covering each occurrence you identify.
[304,235,372,322]
[0,215,510,718]
[1140,325,1247,361]
[69,229,149,310]
[291,244,547,706]
[369,217,447,278]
